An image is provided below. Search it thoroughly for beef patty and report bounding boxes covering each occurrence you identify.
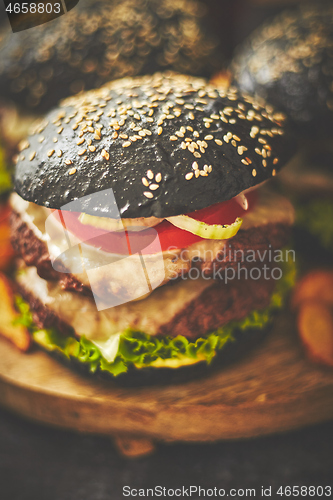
[17,260,277,341]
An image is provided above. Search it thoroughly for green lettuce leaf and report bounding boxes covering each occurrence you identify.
[296,199,333,253]
[15,257,296,377]
[0,146,12,195]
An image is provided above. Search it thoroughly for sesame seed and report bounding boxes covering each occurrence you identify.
[142,177,149,187]
[119,133,128,139]
[155,173,162,183]
[193,131,200,138]
[38,136,45,143]
[200,170,208,176]
[237,146,248,155]
[143,191,153,199]
[53,138,58,143]
[250,126,259,137]
[149,184,159,191]
[64,159,72,165]
[29,151,36,161]
[94,134,101,141]
[77,138,85,145]
[158,127,163,135]
[187,126,193,132]
[189,112,195,120]
[101,149,110,160]
[204,135,214,140]
[262,159,267,167]
[19,140,30,152]
[57,150,63,157]
[170,135,177,141]
[195,170,200,178]
[272,169,276,176]
[203,164,209,172]
[273,158,279,165]
[193,152,201,158]
[47,149,55,157]
[215,139,223,146]
[252,169,257,177]
[57,127,64,134]
[78,149,87,156]
[138,131,146,137]
[192,161,199,170]
[88,146,96,152]
[123,141,131,148]
[231,140,237,147]
[147,170,154,180]
[68,168,77,175]
[185,172,194,181]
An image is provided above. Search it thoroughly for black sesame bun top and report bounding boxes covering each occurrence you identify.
[0,0,222,113]
[231,4,333,137]
[14,73,295,219]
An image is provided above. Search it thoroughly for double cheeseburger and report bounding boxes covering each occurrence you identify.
[10,73,295,379]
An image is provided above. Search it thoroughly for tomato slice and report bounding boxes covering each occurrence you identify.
[53,191,257,254]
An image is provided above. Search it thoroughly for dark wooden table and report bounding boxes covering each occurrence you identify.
[0,407,332,500]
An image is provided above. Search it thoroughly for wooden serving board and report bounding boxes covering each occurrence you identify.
[0,313,333,456]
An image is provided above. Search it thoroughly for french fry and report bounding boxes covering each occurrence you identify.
[292,271,333,310]
[298,301,333,367]
[0,273,31,351]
